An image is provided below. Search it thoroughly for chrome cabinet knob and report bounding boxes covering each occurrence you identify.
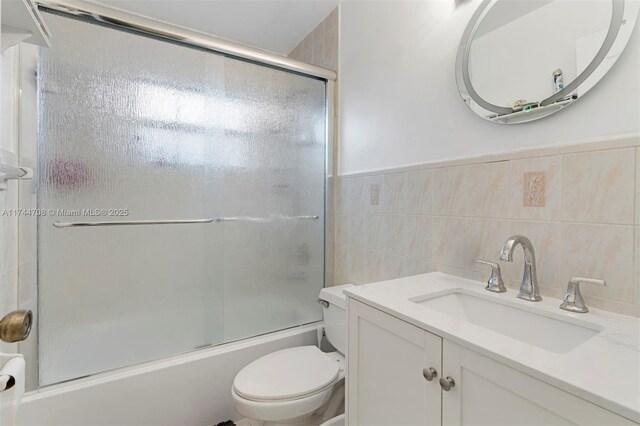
[422,367,438,381]
[439,376,455,391]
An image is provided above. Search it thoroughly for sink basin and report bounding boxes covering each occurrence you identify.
[412,290,602,353]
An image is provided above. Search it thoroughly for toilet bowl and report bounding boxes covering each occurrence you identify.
[231,284,353,425]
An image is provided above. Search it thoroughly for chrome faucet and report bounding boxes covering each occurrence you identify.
[499,235,542,302]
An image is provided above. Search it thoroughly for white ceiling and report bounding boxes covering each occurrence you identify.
[94,0,339,55]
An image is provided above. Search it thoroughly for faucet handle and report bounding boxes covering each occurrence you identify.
[476,260,507,293]
[560,277,606,313]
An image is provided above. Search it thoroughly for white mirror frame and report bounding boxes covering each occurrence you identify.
[456,0,639,123]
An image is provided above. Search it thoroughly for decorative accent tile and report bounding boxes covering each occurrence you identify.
[563,148,635,225]
[509,155,562,220]
[523,171,546,207]
[364,174,384,213]
[370,184,380,206]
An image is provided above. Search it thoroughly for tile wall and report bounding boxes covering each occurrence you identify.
[334,136,640,317]
[288,7,339,71]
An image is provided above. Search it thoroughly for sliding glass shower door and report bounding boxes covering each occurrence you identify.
[37,12,326,386]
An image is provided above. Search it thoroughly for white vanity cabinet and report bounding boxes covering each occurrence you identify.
[347,299,442,425]
[347,299,636,426]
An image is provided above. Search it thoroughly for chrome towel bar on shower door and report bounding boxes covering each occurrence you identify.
[53,215,321,228]
[215,215,320,223]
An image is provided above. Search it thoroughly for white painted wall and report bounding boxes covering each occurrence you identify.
[338,0,640,175]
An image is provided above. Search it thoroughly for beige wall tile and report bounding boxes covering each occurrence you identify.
[636,148,639,225]
[414,169,435,215]
[333,244,348,285]
[585,297,638,317]
[351,212,366,248]
[347,247,366,285]
[364,251,385,284]
[416,262,436,274]
[563,148,635,224]
[335,140,639,316]
[465,218,510,272]
[431,217,470,268]
[335,177,346,213]
[433,263,468,279]
[509,155,562,221]
[562,223,634,302]
[382,254,412,281]
[335,213,349,245]
[382,214,409,257]
[288,8,338,70]
[431,167,466,216]
[404,171,423,215]
[537,285,564,300]
[348,176,367,212]
[362,213,385,252]
[635,226,639,308]
[466,161,509,218]
[408,216,435,262]
[381,173,408,213]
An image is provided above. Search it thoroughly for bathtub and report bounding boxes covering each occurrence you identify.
[17,324,320,425]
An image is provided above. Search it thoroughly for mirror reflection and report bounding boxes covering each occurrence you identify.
[457,0,639,123]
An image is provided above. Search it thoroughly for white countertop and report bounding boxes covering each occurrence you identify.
[344,272,640,423]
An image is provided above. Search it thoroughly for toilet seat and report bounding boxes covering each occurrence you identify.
[233,346,340,402]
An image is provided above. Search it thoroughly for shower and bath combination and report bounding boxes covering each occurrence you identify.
[29,2,334,392]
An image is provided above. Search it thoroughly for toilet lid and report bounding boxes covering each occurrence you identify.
[233,346,340,401]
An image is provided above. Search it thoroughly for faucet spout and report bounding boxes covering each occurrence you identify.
[500,235,542,302]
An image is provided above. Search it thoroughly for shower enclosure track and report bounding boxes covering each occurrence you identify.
[36,0,337,81]
[53,215,321,228]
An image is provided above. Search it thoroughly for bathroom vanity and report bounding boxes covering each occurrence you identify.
[345,273,640,425]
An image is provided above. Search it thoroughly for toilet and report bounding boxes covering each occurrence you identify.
[232,284,353,426]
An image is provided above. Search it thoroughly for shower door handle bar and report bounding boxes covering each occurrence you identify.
[53,218,215,228]
[53,215,320,228]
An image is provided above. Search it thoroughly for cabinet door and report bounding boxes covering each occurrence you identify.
[347,299,442,425]
[442,340,636,426]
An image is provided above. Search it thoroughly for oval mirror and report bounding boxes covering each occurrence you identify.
[456,0,639,124]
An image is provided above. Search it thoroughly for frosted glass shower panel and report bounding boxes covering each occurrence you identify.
[221,59,326,341]
[37,12,326,386]
[37,13,226,385]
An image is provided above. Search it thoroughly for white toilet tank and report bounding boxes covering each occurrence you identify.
[319,284,354,355]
